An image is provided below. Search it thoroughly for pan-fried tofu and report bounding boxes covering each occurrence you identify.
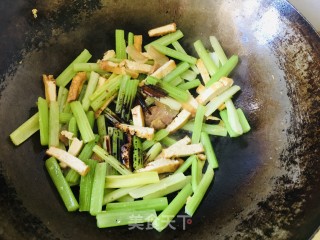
[196,77,233,105]
[131,105,145,127]
[148,23,177,37]
[68,138,83,156]
[117,124,154,140]
[102,50,116,61]
[46,147,90,176]
[125,60,153,74]
[43,74,56,102]
[136,158,181,174]
[196,84,206,94]
[196,59,210,84]
[67,72,87,102]
[165,109,191,133]
[181,94,199,116]
[134,35,143,52]
[151,60,176,79]
[163,143,204,158]
[99,61,126,75]
[126,45,148,63]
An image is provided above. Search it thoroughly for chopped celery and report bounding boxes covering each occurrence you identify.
[206,55,238,86]
[105,172,159,188]
[129,173,186,199]
[56,49,92,87]
[106,197,168,212]
[38,97,49,146]
[97,209,156,228]
[185,167,214,216]
[152,183,193,232]
[70,101,95,143]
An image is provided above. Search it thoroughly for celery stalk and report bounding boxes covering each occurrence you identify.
[185,167,214,216]
[105,172,159,188]
[38,97,49,146]
[56,49,92,87]
[97,209,156,228]
[106,197,168,212]
[70,101,95,143]
[152,183,193,232]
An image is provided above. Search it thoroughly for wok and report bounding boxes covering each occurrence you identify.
[0,0,319,239]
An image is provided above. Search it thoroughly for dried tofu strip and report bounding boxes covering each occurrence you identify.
[136,158,182,174]
[43,74,56,102]
[46,147,89,176]
[67,72,87,102]
[125,60,153,74]
[131,105,145,127]
[196,59,210,84]
[148,23,177,37]
[99,61,125,75]
[151,60,176,79]
[126,45,148,63]
[196,77,233,105]
[102,50,116,61]
[134,35,143,52]
[117,124,155,140]
[165,109,191,133]
[181,94,199,116]
[146,45,169,66]
[163,143,204,158]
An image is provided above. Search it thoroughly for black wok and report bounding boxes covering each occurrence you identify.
[0,0,319,239]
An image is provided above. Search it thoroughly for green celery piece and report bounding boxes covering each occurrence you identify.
[185,167,214,216]
[45,157,79,212]
[151,43,197,65]
[115,29,126,59]
[49,101,60,147]
[38,97,49,146]
[219,110,241,137]
[90,162,107,216]
[92,145,132,175]
[194,39,218,76]
[105,172,159,188]
[191,104,206,144]
[97,209,156,228]
[175,155,196,174]
[82,71,100,111]
[129,173,186,199]
[201,132,219,168]
[237,108,251,133]
[205,55,238,87]
[143,176,191,199]
[225,99,243,135]
[177,79,201,90]
[79,159,97,211]
[152,183,193,232]
[209,36,228,65]
[106,197,168,212]
[56,49,92,87]
[204,85,241,117]
[181,121,227,137]
[70,101,95,143]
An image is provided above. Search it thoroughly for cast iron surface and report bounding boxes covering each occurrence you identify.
[0,0,319,239]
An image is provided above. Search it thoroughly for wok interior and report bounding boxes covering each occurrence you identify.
[0,0,319,239]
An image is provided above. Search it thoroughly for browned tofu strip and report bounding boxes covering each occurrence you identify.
[133,35,143,52]
[43,74,56,102]
[67,72,87,102]
[148,23,177,37]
